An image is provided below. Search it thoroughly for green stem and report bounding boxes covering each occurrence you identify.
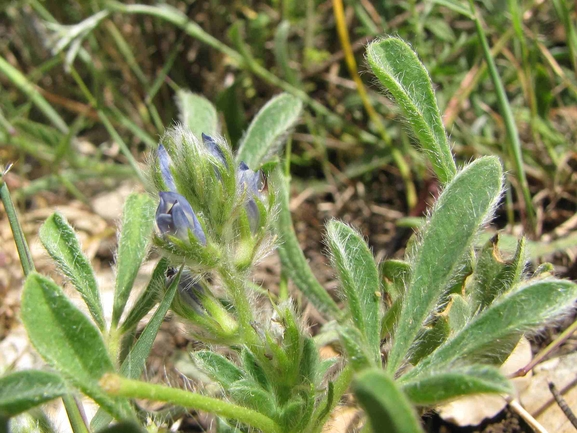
[62,395,90,433]
[468,0,536,232]
[218,266,258,347]
[101,373,283,433]
[0,174,35,276]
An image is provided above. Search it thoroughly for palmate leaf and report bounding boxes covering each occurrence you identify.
[405,279,577,381]
[236,93,302,170]
[401,365,513,405]
[354,369,424,433]
[112,193,156,327]
[367,37,456,184]
[326,221,381,364]
[0,371,67,417]
[21,273,132,420]
[387,157,503,374]
[39,213,105,330]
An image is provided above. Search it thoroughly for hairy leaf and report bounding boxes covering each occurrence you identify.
[0,371,66,416]
[21,273,131,420]
[176,90,218,138]
[354,369,424,433]
[40,213,105,330]
[387,157,503,374]
[402,365,513,405]
[193,351,243,389]
[236,93,302,169]
[112,193,156,327]
[367,38,456,184]
[327,221,381,362]
[406,279,577,379]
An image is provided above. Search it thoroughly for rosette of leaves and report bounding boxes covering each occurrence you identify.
[322,38,577,432]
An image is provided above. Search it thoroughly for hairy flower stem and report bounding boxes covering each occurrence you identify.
[100,373,283,433]
[218,265,259,348]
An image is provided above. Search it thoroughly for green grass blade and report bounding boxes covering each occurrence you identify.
[272,170,341,319]
[175,90,219,138]
[387,157,503,374]
[353,369,424,433]
[21,273,132,420]
[40,213,105,330]
[274,21,300,87]
[111,194,156,328]
[366,38,456,184]
[401,365,513,405]
[0,56,68,134]
[406,279,577,380]
[326,221,381,362]
[236,93,302,169]
[0,371,67,417]
[468,1,535,230]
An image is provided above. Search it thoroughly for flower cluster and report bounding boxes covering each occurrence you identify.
[148,127,274,340]
[149,127,273,272]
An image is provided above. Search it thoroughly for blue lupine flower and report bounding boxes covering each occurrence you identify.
[156,191,206,245]
[237,162,263,233]
[202,133,226,166]
[158,144,177,192]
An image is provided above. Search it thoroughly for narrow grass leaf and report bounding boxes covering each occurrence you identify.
[40,213,105,330]
[326,221,381,362]
[401,365,513,405]
[407,279,577,380]
[21,273,131,420]
[0,371,66,416]
[367,38,456,184]
[120,258,169,333]
[236,93,302,169]
[176,90,218,138]
[273,170,341,318]
[387,157,503,374]
[112,194,156,327]
[354,369,424,433]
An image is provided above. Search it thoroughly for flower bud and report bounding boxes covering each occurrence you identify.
[157,144,176,192]
[156,191,206,245]
[237,162,263,233]
[202,133,226,166]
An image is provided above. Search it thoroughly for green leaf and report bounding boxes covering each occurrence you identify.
[21,273,131,420]
[120,258,169,333]
[193,351,243,389]
[447,294,470,334]
[112,193,156,327]
[408,317,449,366]
[387,157,503,374]
[402,365,513,405]
[91,267,181,431]
[236,93,302,169]
[272,170,341,318]
[468,235,526,312]
[228,382,276,418]
[241,350,269,391]
[338,326,372,371]
[39,213,105,330]
[354,369,424,433]
[0,371,67,416]
[367,38,456,184]
[406,279,577,380]
[176,90,218,138]
[326,221,381,362]
[380,259,411,301]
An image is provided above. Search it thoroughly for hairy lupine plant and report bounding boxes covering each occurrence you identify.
[0,37,576,433]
